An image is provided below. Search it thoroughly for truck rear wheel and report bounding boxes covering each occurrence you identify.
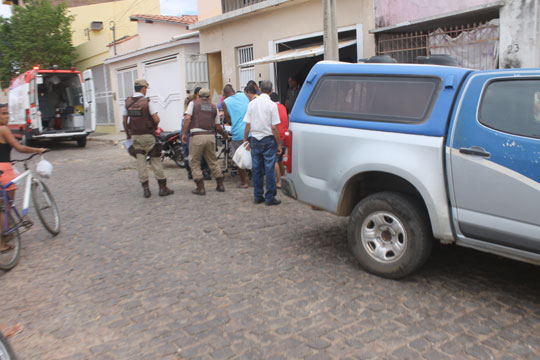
[76,137,87,147]
[347,191,432,279]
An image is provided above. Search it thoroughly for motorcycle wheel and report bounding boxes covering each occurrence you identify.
[172,143,186,168]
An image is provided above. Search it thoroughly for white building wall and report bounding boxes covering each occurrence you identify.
[499,0,540,68]
[108,41,201,132]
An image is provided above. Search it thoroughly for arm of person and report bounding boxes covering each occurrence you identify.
[243,123,251,150]
[222,102,231,125]
[123,115,130,139]
[214,109,227,140]
[272,124,282,155]
[181,114,191,144]
[216,124,227,140]
[0,127,46,154]
[152,113,160,125]
[270,103,282,154]
[148,100,160,126]
[181,101,194,143]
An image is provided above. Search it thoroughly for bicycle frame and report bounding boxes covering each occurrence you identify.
[1,168,33,237]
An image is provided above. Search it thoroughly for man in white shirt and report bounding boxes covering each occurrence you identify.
[243,80,282,205]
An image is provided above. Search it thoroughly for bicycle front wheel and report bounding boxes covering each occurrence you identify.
[0,211,21,271]
[0,332,17,360]
[32,179,60,236]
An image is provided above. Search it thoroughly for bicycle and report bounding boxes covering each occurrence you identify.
[0,332,17,360]
[0,151,60,271]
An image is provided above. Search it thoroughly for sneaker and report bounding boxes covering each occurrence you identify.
[265,198,281,206]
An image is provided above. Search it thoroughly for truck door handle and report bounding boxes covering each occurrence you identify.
[459,146,490,158]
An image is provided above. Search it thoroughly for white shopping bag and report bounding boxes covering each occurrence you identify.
[36,156,53,178]
[232,142,252,170]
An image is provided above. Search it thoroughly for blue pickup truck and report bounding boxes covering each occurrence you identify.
[281,61,540,278]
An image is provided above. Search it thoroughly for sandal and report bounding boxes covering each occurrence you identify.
[238,183,248,189]
[0,323,23,338]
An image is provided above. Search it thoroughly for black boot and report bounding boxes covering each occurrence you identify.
[192,179,205,195]
[142,181,151,198]
[158,179,174,196]
[216,177,225,192]
[185,160,193,180]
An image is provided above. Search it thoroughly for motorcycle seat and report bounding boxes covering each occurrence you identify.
[159,130,181,141]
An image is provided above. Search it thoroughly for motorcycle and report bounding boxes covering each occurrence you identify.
[151,127,185,168]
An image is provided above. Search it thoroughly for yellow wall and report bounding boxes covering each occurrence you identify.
[70,0,160,70]
[198,0,376,90]
[198,0,221,21]
[208,52,223,100]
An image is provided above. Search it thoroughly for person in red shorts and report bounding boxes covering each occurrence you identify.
[0,103,46,252]
[270,93,289,189]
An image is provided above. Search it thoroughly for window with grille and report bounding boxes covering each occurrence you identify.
[116,67,138,101]
[222,0,266,13]
[238,45,254,90]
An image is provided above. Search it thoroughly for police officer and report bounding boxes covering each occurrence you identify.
[123,79,173,198]
[181,88,227,195]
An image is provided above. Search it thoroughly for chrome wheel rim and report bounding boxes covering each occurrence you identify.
[361,211,407,263]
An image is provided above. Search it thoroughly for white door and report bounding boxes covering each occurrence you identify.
[143,56,182,131]
[449,71,540,253]
[83,69,96,132]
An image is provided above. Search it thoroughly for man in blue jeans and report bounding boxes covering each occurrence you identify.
[243,80,282,206]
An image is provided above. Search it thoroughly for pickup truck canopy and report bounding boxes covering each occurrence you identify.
[293,62,472,136]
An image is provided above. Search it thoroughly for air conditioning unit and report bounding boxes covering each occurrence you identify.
[90,21,103,31]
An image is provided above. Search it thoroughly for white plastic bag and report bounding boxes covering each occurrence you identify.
[232,142,252,170]
[36,156,53,178]
[124,139,133,150]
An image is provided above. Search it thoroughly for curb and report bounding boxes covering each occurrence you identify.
[88,135,125,146]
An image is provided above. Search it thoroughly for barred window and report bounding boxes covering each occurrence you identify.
[238,45,254,91]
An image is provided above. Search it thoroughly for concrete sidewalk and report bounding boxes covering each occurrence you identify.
[88,132,126,145]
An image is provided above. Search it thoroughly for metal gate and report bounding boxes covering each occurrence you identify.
[185,53,209,92]
[377,19,499,69]
[91,64,115,125]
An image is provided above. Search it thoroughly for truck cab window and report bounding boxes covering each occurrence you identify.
[479,79,540,139]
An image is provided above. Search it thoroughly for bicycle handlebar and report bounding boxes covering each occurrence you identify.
[11,149,51,164]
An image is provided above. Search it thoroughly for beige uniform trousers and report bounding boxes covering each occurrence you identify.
[188,134,222,181]
[132,134,165,183]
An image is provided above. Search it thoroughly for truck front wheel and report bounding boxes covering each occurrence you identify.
[347,192,432,279]
[76,137,87,147]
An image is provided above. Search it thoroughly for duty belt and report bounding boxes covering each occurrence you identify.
[190,130,215,136]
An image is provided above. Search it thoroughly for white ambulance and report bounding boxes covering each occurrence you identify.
[8,66,96,147]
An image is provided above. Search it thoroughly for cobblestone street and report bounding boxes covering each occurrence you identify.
[0,142,539,360]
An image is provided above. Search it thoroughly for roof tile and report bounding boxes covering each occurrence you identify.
[130,14,198,25]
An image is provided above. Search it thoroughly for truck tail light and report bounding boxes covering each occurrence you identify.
[283,130,292,173]
[25,109,31,125]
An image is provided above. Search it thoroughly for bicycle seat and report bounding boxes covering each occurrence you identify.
[159,130,181,141]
